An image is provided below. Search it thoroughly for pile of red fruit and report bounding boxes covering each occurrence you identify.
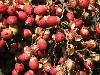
[0,0,100,75]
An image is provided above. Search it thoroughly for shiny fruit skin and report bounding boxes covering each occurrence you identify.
[7,16,17,25]
[22,29,32,39]
[34,5,47,16]
[24,5,33,15]
[0,39,6,48]
[55,32,65,42]
[7,5,16,15]
[79,0,89,8]
[0,2,7,13]
[66,12,74,21]
[14,63,24,73]
[24,70,35,75]
[47,16,60,26]
[17,11,27,21]
[18,52,30,62]
[12,69,19,75]
[37,38,47,52]
[29,57,39,70]
[1,28,13,39]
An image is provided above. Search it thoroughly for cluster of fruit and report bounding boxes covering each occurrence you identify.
[0,0,100,75]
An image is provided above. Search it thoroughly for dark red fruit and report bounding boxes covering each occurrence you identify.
[47,16,60,26]
[0,2,7,13]
[29,57,39,70]
[55,32,65,42]
[17,11,27,21]
[7,5,16,15]
[34,5,47,16]
[0,39,6,48]
[1,28,13,39]
[9,42,23,53]
[43,30,50,40]
[7,16,17,25]
[74,19,83,28]
[33,50,45,57]
[37,38,47,52]
[14,63,24,73]
[24,70,35,75]
[79,0,89,8]
[49,67,58,75]
[24,5,33,15]
[38,17,47,27]
[22,29,32,39]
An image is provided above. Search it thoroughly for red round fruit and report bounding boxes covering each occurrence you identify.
[24,70,35,75]
[37,38,47,52]
[7,5,16,15]
[0,39,6,48]
[17,11,27,21]
[29,57,39,70]
[14,63,24,73]
[95,24,100,34]
[38,17,47,27]
[18,52,30,62]
[55,32,65,42]
[25,16,33,26]
[74,19,83,28]
[1,28,13,39]
[56,7,63,17]
[79,0,89,8]
[34,5,47,16]
[49,67,58,75]
[12,69,19,75]
[0,2,7,13]
[22,29,32,39]
[43,34,49,41]
[66,12,74,21]
[47,16,60,26]
[7,16,17,25]
[80,27,89,37]
[24,5,33,15]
